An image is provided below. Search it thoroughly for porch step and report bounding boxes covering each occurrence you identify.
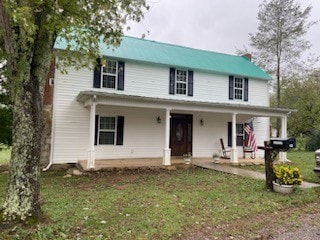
[77,159,194,172]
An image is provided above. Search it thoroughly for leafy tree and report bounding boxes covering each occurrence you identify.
[280,69,320,136]
[0,0,147,221]
[249,0,315,136]
[305,129,320,151]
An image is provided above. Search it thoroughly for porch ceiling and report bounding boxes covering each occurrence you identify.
[77,91,295,117]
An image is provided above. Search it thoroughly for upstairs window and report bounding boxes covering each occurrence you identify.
[102,60,117,89]
[234,77,244,100]
[176,70,188,95]
[229,76,248,101]
[169,68,193,96]
[93,59,125,90]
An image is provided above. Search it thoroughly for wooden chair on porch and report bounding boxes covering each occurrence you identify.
[243,139,256,159]
[220,138,230,159]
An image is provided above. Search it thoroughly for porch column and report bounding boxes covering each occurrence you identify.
[279,115,288,162]
[87,96,96,169]
[163,108,171,166]
[231,113,238,163]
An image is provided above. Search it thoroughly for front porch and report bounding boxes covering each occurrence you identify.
[75,91,293,170]
[78,157,265,171]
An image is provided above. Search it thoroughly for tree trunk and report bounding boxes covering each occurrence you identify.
[2,75,43,221]
[1,12,54,219]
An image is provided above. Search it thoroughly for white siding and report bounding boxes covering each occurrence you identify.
[55,61,270,107]
[123,61,269,106]
[51,60,270,163]
[95,106,165,159]
[192,114,269,158]
[252,117,270,157]
[192,113,231,157]
[52,68,92,163]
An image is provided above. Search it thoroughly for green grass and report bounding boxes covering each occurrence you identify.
[287,151,320,183]
[240,150,320,183]
[0,147,10,164]
[1,166,319,240]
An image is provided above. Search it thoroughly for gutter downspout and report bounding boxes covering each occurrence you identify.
[42,115,54,172]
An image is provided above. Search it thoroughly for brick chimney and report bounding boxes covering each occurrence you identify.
[242,53,252,61]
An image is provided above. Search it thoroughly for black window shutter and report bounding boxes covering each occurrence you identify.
[93,58,102,88]
[229,76,234,100]
[244,78,249,101]
[117,61,125,90]
[227,122,232,147]
[169,68,175,94]
[94,115,99,145]
[188,70,194,96]
[116,116,124,145]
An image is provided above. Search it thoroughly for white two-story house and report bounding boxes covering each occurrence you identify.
[44,36,292,170]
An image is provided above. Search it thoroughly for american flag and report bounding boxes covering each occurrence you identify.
[244,121,257,151]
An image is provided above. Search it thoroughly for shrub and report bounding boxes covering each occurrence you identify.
[273,164,303,185]
[305,129,320,151]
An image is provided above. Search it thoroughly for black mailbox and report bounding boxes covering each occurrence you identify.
[269,137,296,151]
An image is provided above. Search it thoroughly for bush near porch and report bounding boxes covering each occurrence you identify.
[0,161,319,239]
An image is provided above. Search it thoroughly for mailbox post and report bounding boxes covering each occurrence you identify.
[258,141,274,190]
[258,138,296,190]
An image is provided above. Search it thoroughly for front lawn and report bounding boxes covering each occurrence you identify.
[288,151,319,183]
[0,167,319,239]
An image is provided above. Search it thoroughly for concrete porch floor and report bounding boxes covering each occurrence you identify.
[77,157,265,171]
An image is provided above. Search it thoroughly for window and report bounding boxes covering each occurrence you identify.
[169,68,193,96]
[229,76,248,101]
[93,59,125,90]
[234,77,244,100]
[228,122,244,146]
[176,70,188,95]
[236,123,244,146]
[95,115,124,146]
[99,116,116,145]
[102,60,118,89]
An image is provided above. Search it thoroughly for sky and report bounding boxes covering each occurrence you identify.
[125,0,320,63]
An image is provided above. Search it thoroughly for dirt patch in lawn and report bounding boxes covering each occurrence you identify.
[76,168,165,190]
[183,201,320,240]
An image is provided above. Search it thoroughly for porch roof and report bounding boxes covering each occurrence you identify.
[77,91,295,117]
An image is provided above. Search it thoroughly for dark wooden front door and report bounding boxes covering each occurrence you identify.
[170,114,193,156]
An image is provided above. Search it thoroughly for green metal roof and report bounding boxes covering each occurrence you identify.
[54,35,271,80]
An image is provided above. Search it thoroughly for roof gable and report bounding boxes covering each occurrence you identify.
[54,35,271,81]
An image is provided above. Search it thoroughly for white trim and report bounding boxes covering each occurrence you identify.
[97,116,117,145]
[175,69,188,95]
[231,113,239,163]
[234,77,244,100]
[87,97,96,169]
[279,115,288,162]
[101,60,118,89]
[163,108,171,165]
[77,91,294,117]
